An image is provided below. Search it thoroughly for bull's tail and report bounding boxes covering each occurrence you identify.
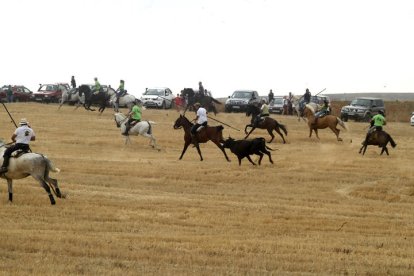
[337,117,348,130]
[265,145,275,151]
[277,122,288,136]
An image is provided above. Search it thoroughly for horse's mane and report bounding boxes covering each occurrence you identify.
[180,114,193,125]
[305,104,315,114]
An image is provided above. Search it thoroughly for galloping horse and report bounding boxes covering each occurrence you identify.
[58,88,84,110]
[79,84,110,114]
[173,114,230,161]
[303,104,347,141]
[244,104,287,143]
[0,142,63,205]
[359,130,397,155]
[181,88,221,115]
[107,90,137,112]
[291,95,319,122]
[114,112,158,148]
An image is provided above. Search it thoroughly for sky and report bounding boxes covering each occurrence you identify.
[1,0,414,98]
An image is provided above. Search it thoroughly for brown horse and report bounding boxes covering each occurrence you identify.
[303,104,347,141]
[244,104,288,143]
[173,114,230,162]
[359,130,397,155]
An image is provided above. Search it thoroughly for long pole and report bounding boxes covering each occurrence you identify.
[1,103,18,128]
[207,116,240,131]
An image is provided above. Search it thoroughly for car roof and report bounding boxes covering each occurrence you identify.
[147,87,169,90]
[233,90,256,93]
[353,97,383,100]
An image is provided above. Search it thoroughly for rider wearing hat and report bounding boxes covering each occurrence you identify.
[191,102,207,147]
[0,118,36,174]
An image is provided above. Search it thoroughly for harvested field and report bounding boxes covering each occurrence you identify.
[0,102,413,275]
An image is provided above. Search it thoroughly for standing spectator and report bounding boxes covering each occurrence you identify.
[282,96,288,115]
[6,85,13,103]
[198,81,205,96]
[288,93,293,115]
[71,76,76,89]
[174,93,184,111]
[304,88,311,104]
[268,89,274,104]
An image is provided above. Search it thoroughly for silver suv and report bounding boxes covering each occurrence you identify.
[225,90,260,112]
[340,97,385,122]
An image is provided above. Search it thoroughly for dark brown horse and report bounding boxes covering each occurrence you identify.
[244,104,287,143]
[181,88,221,115]
[173,114,230,162]
[303,104,347,141]
[359,130,397,155]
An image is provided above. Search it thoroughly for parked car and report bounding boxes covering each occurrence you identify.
[0,85,33,102]
[225,90,260,112]
[32,83,70,103]
[141,87,174,109]
[411,112,414,126]
[340,97,385,122]
[269,96,284,114]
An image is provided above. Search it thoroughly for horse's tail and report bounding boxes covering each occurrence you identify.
[277,122,288,136]
[387,133,397,148]
[147,121,156,125]
[211,97,222,104]
[43,155,60,173]
[336,117,348,130]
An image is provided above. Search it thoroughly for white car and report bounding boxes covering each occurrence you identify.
[141,87,174,109]
[411,112,414,126]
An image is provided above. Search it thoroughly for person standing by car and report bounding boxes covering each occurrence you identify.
[71,76,76,89]
[123,100,142,136]
[268,89,274,104]
[6,85,13,103]
[198,82,205,96]
[282,96,289,115]
[191,102,207,147]
[0,118,35,174]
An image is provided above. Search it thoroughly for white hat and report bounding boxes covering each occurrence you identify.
[19,118,28,125]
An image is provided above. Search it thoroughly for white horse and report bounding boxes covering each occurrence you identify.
[0,142,63,205]
[113,112,158,148]
[291,95,319,122]
[58,88,85,110]
[108,89,137,112]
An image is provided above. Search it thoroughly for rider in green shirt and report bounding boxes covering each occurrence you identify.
[94,77,101,94]
[123,100,142,135]
[362,110,386,145]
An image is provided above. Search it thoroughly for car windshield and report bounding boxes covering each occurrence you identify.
[350,99,371,106]
[274,98,283,104]
[39,85,57,91]
[145,89,164,96]
[232,91,252,98]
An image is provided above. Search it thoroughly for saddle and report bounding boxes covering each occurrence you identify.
[11,148,31,158]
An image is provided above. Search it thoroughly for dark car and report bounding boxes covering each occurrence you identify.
[32,83,70,103]
[269,97,284,114]
[0,85,33,102]
[340,97,385,122]
[225,90,260,112]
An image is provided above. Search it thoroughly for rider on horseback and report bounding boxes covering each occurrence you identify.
[115,80,126,110]
[362,110,386,145]
[0,118,35,174]
[254,99,270,127]
[191,102,207,147]
[123,100,142,136]
[93,77,102,95]
[312,99,330,125]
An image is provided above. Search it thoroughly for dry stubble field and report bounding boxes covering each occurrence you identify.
[0,102,413,275]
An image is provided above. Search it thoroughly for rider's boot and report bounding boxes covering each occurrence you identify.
[0,156,10,173]
[122,123,130,136]
[114,102,119,112]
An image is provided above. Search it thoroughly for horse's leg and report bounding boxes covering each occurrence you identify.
[244,126,256,139]
[382,146,389,155]
[329,125,342,141]
[212,140,231,162]
[309,127,313,138]
[179,142,191,160]
[142,133,157,149]
[33,176,56,205]
[266,128,275,143]
[195,145,203,161]
[362,144,368,155]
[45,177,62,198]
[314,128,320,139]
[7,179,13,202]
[272,126,286,144]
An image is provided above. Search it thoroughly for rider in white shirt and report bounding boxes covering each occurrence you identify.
[191,102,207,147]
